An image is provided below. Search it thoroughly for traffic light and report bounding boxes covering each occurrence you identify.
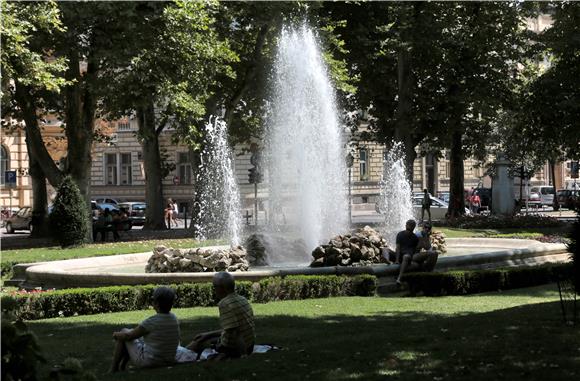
[248,167,257,184]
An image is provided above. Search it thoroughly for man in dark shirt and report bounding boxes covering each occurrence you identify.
[395,219,419,285]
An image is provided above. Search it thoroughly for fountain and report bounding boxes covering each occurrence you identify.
[194,116,242,247]
[377,142,414,247]
[264,24,349,263]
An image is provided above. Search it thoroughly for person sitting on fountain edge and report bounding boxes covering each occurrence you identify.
[186,272,255,360]
[395,220,439,285]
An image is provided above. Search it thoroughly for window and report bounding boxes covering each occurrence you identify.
[120,153,132,185]
[106,153,133,186]
[105,154,117,185]
[359,149,368,181]
[0,146,8,185]
[177,152,192,184]
[117,122,131,131]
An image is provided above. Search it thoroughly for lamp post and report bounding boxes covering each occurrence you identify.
[346,153,354,225]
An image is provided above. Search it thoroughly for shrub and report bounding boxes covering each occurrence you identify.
[404,263,571,296]
[440,214,563,229]
[49,176,89,247]
[2,275,377,321]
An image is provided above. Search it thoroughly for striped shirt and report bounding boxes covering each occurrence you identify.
[140,312,180,365]
[219,293,255,352]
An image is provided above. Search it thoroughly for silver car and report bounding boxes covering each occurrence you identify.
[412,195,472,220]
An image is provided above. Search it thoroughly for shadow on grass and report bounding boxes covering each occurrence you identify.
[28,301,579,381]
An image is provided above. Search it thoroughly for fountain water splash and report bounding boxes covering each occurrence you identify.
[265,24,348,263]
[194,116,242,246]
[377,142,414,247]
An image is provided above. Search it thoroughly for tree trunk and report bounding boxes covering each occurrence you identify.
[64,54,95,241]
[448,131,466,217]
[14,82,63,188]
[27,150,50,238]
[139,98,166,230]
[394,45,416,185]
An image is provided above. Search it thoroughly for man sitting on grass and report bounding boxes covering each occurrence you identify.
[186,272,255,360]
[109,286,180,372]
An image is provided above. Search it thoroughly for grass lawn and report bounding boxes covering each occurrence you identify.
[437,226,570,239]
[1,238,223,266]
[26,284,579,381]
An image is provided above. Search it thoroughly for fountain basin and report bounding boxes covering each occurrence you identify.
[18,239,568,289]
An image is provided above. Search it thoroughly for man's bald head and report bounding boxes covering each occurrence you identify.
[213,271,235,295]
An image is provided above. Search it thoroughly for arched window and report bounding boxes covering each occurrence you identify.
[0,145,8,185]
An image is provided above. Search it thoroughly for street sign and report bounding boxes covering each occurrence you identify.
[4,170,16,188]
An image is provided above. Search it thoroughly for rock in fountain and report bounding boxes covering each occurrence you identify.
[265,25,348,263]
[310,226,391,267]
[146,245,249,273]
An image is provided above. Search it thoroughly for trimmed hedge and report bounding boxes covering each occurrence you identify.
[49,176,89,247]
[440,214,564,229]
[1,275,376,321]
[403,263,572,296]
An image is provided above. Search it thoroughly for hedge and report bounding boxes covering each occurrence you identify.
[439,214,564,229]
[403,263,572,296]
[1,275,376,321]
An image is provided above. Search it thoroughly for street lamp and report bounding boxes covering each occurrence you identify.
[346,153,354,225]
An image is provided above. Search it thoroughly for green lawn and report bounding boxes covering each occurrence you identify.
[26,284,579,381]
[1,238,223,266]
[437,226,569,239]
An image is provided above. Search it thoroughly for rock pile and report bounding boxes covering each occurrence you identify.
[310,226,391,267]
[245,233,308,266]
[430,231,447,253]
[146,245,249,273]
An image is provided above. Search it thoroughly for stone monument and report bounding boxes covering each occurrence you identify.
[492,153,515,215]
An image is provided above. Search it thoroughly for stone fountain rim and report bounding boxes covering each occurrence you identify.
[19,239,568,289]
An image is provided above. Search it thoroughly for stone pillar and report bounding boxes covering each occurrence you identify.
[492,154,515,216]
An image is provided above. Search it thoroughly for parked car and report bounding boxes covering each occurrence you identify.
[529,186,555,206]
[94,198,119,205]
[437,192,450,204]
[557,189,579,209]
[118,202,146,226]
[4,207,32,234]
[1,207,20,228]
[411,195,471,220]
[376,195,470,221]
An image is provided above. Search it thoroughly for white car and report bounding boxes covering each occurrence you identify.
[376,195,471,221]
[528,186,555,206]
[411,195,472,220]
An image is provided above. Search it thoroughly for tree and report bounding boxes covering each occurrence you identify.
[49,175,88,247]
[333,2,528,216]
[518,3,580,168]
[98,1,235,229]
[1,0,68,236]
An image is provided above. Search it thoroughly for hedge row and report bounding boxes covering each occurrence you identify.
[1,275,376,320]
[403,263,572,296]
[440,214,564,229]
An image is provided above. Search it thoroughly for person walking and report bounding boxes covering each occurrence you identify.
[421,189,431,222]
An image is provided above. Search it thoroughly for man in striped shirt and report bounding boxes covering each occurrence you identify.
[187,272,255,359]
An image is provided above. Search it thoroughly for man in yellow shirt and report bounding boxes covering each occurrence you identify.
[187,272,255,359]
